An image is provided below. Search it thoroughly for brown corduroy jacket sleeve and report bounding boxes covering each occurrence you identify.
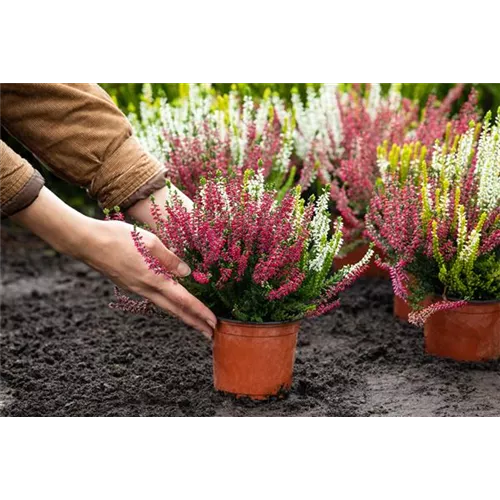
[0,140,45,217]
[0,83,166,216]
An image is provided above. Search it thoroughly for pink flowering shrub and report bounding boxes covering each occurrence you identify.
[365,111,500,325]
[129,170,373,323]
[130,84,296,200]
[291,84,479,242]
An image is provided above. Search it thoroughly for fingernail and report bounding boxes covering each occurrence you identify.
[177,262,191,277]
[207,319,216,330]
[201,329,212,340]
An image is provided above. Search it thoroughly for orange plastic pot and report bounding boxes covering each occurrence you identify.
[424,300,500,361]
[394,294,412,321]
[334,243,389,279]
[213,318,300,400]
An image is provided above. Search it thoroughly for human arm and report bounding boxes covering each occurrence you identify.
[0,83,166,211]
[10,187,216,338]
[1,84,216,336]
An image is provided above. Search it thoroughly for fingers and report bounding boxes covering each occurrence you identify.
[163,282,217,330]
[148,287,216,340]
[134,228,217,339]
[142,232,191,278]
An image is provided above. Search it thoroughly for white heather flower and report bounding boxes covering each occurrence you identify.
[344,247,375,279]
[275,115,293,174]
[218,180,232,213]
[247,169,265,203]
[292,84,343,161]
[388,83,402,111]
[310,191,330,242]
[308,191,333,272]
[328,218,344,259]
[271,94,288,124]
[476,113,500,211]
[236,95,255,165]
[456,206,467,254]
[255,98,270,138]
[309,242,330,273]
[339,90,350,106]
[458,217,483,276]
[321,84,342,151]
[367,83,381,119]
[443,150,457,181]
[214,109,227,141]
[455,125,475,177]
[377,156,391,182]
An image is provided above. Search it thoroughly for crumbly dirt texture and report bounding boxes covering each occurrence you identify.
[1,226,499,417]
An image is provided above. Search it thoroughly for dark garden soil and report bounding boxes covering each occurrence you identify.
[1,225,500,417]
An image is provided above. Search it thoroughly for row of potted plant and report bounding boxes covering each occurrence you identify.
[110,85,498,400]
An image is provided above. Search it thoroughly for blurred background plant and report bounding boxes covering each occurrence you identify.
[4,83,499,215]
[101,83,500,119]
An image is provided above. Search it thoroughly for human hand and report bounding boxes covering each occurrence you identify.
[82,219,216,338]
[127,183,193,228]
[11,188,216,339]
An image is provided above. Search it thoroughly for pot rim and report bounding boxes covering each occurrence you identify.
[434,295,500,305]
[217,316,302,327]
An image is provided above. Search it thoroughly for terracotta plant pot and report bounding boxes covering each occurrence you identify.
[334,243,389,279]
[394,294,412,321]
[213,318,300,400]
[424,300,500,361]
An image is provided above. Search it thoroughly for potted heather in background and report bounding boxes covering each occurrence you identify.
[130,83,478,280]
[366,112,500,361]
[115,170,372,400]
[288,83,478,276]
[130,83,296,200]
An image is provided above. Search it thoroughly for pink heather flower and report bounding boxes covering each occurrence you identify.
[480,228,500,254]
[192,271,211,285]
[312,248,373,314]
[131,228,173,279]
[408,299,468,326]
[104,208,125,222]
[365,175,423,261]
[306,300,341,318]
[389,262,410,300]
[109,287,155,316]
[452,89,479,135]
[217,267,233,288]
[268,270,306,301]
[373,257,391,271]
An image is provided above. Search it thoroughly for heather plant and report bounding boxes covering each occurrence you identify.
[116,170,373,323]
[289,83,479,242]
[130,84,296,200]
[365,111,500,325]
[289,84,416,239]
